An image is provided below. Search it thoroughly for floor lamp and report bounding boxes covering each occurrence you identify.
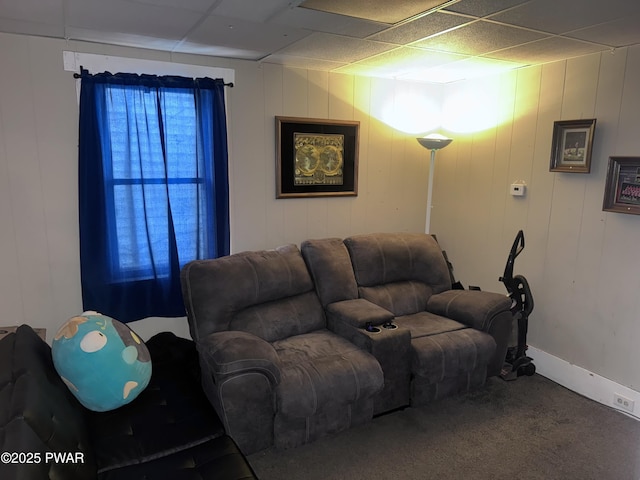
[417,133,453,234]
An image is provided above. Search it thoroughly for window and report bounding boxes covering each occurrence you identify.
[78,72,230,322]
[106,85,203,279]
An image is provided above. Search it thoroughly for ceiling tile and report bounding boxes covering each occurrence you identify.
[276,32,396,63]
[356,46,466,71]
[0,0,64,23]
[184,14,311,60]
[566,15,640,48]
[211,0,292,23]
[300,0,448,24]
[171,41,265,59]
[489,0,639,34]
[269,6,388,39]
[369,11,471,44]
[261,53,347,71]
[399,56,524,83]
[127,0,217,14]
[487,36,608,64]
[65,27,182,51]
[67,0,201,40]
[413,20,547,56]
[443,0,529,18]
[335,47,468,80]
[333,63,398,78]
[0,17,64,38]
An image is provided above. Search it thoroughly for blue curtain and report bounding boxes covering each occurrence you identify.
[78,72,230,322]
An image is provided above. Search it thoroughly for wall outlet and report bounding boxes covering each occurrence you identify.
[613,393,635,412]
[510,183,526,196]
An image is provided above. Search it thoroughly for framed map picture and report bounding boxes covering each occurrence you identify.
[276,116,359,198]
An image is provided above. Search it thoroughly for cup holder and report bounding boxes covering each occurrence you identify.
[364,322,381,334]
[382,322,397,330]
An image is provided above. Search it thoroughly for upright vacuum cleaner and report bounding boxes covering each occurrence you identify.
[499,230,536,380]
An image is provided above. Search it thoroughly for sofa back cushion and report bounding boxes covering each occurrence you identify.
[358,280,432,316]
[181,244,325,342]
[301,237,359,306]
[344,233,452,315]
[0,325,97,479]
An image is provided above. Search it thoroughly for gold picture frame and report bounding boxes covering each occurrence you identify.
[276,116,359,198]
[549,119,597,173]
[603,156,640,216]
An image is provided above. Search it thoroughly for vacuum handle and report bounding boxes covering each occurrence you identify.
[500,230,525,283]
[511,230,525,259]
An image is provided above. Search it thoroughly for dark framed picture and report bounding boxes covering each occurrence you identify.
[549,119,597,173]
[603,156,640,215]
[276,116,359,198]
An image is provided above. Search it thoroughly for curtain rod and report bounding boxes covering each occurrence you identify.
[73,68,234,87]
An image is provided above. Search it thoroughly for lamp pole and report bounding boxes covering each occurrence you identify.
[416,134,453,234]
[425,148,437,235]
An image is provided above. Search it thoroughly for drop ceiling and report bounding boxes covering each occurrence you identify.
[1,0,640,83]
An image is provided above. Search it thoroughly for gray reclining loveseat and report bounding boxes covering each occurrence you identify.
[301,233,512,413]
[180,244,384,455]
[181,233,513,454]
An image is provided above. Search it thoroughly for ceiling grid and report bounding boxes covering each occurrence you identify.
[0,0,639,83]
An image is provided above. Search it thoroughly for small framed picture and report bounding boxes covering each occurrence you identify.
[276,116,359,198]
[549,119,597,173]
[603,156,640,215]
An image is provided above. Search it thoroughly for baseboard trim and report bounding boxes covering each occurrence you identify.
[528,346,640,421]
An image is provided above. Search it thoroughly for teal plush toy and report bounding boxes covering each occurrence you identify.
[52,311,152,412]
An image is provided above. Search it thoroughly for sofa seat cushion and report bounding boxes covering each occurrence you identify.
[394,311,467,338]
[97,435,257,480]
[89,332,226,474]
[273,331,383,417]
[410,328,496,383]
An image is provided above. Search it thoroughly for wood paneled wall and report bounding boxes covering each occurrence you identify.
[433,46,640,391]
[0,33,433,340]
[227,61,439,252]
[1,30,639,393]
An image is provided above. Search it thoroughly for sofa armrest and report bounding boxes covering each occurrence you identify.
[325,299,411,413]
[198,331,280,454]
[198,331,281,385]
[325,298,396,347]
[427,290,513,377]
[326,299,394,329]
[427,290,511,332]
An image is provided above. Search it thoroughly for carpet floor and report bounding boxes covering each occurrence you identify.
[247,374,640,480]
